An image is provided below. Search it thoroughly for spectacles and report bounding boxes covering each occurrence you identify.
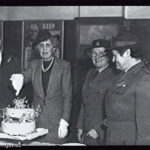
[92,52,107,58]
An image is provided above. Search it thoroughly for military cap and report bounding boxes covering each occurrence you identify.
[109,32,141,50]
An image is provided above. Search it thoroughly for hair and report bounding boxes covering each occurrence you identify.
[114,46,144,60]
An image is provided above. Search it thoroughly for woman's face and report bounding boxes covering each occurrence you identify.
[91,47,109,69]
[112,50,127,71]
[37,39,54,60]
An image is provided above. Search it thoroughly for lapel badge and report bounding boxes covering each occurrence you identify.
[7,56,12,63]
[117,81,126,87]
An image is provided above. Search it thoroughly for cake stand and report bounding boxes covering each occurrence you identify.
[0,128,49,146]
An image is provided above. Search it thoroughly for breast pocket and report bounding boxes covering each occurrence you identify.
[111,85,128,95]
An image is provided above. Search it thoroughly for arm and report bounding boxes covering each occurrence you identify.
[76,69,93,130]
[135,75,150,145]
[61,62,72,122]
[58,62,72,138]
[21,62,34,84]
[76,104,85,130]
[93,89,110,139]
[10,56,21,73]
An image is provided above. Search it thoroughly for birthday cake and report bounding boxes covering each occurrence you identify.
[1,97,40,136]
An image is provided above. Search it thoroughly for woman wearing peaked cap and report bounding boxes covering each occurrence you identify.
[105,32,150,145]
[10,29,72,144]
[76,39,119,145]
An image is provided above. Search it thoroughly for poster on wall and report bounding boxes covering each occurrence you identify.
[22,20,64,70]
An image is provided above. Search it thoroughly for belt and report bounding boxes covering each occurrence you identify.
[102,119,134,128]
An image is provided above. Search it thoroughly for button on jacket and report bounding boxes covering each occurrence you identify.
[105,62,150,145]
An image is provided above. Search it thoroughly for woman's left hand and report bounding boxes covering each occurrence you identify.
[86,129,99,139]
[58,119,69,139]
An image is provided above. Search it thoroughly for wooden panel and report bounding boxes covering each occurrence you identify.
[3,21,22,58]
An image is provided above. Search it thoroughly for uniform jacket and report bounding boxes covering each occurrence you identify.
[22,57,72,126]
[105,62,150,145]
[77,67,118,140]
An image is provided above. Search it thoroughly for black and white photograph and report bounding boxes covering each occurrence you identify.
[0,5,150,147]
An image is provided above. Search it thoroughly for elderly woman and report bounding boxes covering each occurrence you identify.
[10,29,72,144]
[76,39,118,145]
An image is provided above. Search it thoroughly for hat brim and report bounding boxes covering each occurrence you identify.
[108,44,142,50]
[83,46,108,58]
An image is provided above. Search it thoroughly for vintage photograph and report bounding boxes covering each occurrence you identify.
[0,6,150,147]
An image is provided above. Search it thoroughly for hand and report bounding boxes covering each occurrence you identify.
[10,74,24,96]
[58,119,69,139]
[77,129,84,143]
[86,129,99,139]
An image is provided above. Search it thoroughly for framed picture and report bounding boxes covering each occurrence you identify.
[21,20,64,70]
[75,17,123,59]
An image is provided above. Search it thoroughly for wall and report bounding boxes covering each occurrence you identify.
[2,6,150,20]
[0,6,123,20]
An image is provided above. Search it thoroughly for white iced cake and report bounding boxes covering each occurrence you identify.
[1,97,40,136]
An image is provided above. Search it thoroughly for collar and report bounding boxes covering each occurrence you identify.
[97,64,109,73]
[124,60,142,72]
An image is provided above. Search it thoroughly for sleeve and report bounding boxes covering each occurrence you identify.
[76,69,93,130]
[21,62,34,84]
[76,104,85,130]
[135,74,150,145]
[11,56,21,73]
[94,86,112,139]
[62,62,72,122]
[94,122,104,140]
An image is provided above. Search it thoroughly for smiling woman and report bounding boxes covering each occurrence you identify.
[37,39,54,61]
[33,30,55,61]
[10,29,72,144]
[76,39,118,145]
[91,47,109,69]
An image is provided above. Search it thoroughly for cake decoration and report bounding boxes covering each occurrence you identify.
[0,97,41,136]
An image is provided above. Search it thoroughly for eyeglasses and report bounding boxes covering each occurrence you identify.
[92,52,107,58]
